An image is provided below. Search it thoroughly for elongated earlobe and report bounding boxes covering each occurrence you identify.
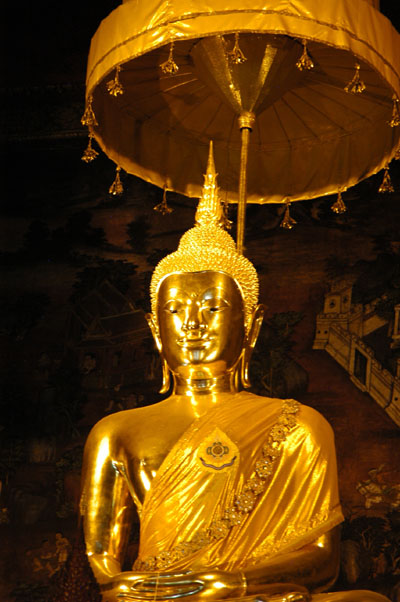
[146,313,171,394]
[241,304,265,388]
[160,357,171,394]
[145,313,161,351]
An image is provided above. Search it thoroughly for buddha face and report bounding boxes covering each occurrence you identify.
[157,271,246,378]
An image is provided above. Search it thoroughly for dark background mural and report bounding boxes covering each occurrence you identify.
[1,1,400,600]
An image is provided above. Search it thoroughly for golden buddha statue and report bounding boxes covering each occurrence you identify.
[80,145,389,602]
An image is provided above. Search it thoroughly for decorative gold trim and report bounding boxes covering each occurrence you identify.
[160,41,179,75]
[154,185,174,214]
[331,190,347,214]
[296,39,314,71]
[378,164,394,193]
[344,63,366,95]
[134,399,300,571]
[226,32,247,65]
[81,134,99,163]
[107,65,124,97]
[81,95,98,127]
[389,94,400,127]
[280,203,297,229]
[109,166,124,196]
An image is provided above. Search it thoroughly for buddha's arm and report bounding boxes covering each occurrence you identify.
[80,425,135,582]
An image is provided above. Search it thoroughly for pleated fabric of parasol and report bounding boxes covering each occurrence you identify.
[83,0,400,208]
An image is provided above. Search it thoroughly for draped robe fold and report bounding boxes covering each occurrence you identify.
[135,392,344,572]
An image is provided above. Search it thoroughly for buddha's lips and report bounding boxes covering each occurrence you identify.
[177,336,213,349]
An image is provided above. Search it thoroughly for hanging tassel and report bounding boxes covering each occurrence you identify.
[389,95,400,127]
[227,33,247,65]
[296,40,314,71]
[81,134,99,163]
[160,42,179,75]
[107,65,124,97]
[280,203,297,229]
[221,198,232,230]
[344,63,366,95]
[154,186,173,215]
[331,190,347,214]
[81,95,98,127]
[109,166,124,196]
[378,165,394,193]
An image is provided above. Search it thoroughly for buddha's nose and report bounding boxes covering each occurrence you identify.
[182,304,206,334]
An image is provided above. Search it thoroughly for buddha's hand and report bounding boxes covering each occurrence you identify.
[100,569,244,601]
[100,571,310,602]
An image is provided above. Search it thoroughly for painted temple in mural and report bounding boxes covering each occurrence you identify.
[313,279,400,426]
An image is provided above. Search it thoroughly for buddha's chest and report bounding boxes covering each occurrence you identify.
[122,415,196,504]
[119,398,244,506]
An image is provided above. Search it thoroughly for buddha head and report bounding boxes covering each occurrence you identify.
[147,142,264,392]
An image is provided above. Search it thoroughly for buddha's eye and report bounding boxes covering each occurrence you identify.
[203,298,228,313]
[164,301,181,314]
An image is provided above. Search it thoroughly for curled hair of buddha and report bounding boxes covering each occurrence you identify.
[150,142,259,332]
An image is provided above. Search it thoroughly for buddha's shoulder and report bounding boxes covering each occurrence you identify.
[242,392,334,440]
[278,398,335,445]
[86,401,169,445]
[295,402,334,442]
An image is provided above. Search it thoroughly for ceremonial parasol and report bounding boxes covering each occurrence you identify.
[82,0,400,251]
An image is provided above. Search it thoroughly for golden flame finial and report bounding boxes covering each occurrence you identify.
[206,139,216,175]
[195,141,223,227]
[150,140,259,333]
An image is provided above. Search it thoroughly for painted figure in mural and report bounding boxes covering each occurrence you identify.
[80,146,389,602]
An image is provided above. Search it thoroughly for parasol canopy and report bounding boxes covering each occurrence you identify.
[84,0,400,206]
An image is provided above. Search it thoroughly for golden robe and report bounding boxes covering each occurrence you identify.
[134,392,344,573]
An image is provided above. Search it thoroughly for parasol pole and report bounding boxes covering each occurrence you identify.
[237,111,255,255]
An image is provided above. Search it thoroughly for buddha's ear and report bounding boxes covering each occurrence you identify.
[145,313,162,352]
[247,304,265,349]
[241,304,265,388]
[145,313,171,393]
